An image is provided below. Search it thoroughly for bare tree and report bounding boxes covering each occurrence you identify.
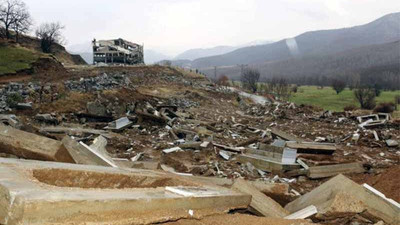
[274,77,291,99]
[331,79,346,94]
[11,5,31,42]
[217,74,229,87]
[241,68,260,93]
[35,22,65,53]
[0,0,31,40]
[354,87,376,109]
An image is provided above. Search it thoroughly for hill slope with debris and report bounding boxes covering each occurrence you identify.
[0,65,398,224]
[0,35,86,76]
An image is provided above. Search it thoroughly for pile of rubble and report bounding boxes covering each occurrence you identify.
[64,72,132,92]
[0,66,398,225]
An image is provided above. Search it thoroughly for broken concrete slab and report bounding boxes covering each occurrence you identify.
[270,127,304,142]
[285,174,400,225]
[0,114,19,127]
[284,205,318,220]
[250,180,290,196]
[105,117,133,131]
[163,146,183,154]
[232,179,289,218]
[0,158,251,225]
[80,141,118,167]
[386,139,399,147]
[89,135,108,155]
[15,102,32,110]
[213,143,244,153]
[246,146,297,164]
[297,158,309,170]
[0,124,74,162]
[307,162,365,179]
[219,150,231,160]
[130,152,143,162]
[40,126,118,139]
[363,184,400,210]
[237,154,300,172]
[357,114,380,123]
[286,142,336,155]
[35,113,58,124]
[200,141,210,148]
[62,136,115,167]
[362,120,387,129]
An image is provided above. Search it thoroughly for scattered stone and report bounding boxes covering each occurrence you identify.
[35,113,59,124]
[386,139,398,147]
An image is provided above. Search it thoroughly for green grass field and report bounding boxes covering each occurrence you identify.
[289,86,400,112]
[0,45,39,75]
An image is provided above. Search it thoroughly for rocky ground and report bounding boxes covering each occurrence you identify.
[0,65,399,225]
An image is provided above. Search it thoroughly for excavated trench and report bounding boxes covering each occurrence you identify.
[32,168,195,189]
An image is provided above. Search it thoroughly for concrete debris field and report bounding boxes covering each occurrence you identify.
[0,65,399,225]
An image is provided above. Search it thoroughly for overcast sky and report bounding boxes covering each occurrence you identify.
[23,0,400,56]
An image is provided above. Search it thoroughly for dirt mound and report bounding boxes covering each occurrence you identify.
[365,166,400,203]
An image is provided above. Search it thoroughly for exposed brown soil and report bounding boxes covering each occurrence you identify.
[350,165,400,203]
[160,214,316,225]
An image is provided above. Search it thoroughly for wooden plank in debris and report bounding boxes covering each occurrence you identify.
[307,162,365,179]
[286,142,336,155]
[232,179,289,218]
[270,128,304,142]
[237,154,300,172]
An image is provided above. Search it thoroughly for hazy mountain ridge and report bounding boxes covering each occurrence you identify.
[192,12,400,69]
[200,40,400,88]
[174,46,239,61]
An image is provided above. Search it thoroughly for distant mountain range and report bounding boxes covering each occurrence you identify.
[203,40,399,80]
[197,12,400,87]
[174,46,238,61]
[194,12,400,69]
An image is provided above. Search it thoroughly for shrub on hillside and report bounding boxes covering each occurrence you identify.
[6,93,24,107]
[354,87,376,110]
[291,85,298,93]
[373,102,396,113]
[331,79,346,94]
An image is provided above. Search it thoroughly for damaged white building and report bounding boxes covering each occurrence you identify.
[92,38,144,65]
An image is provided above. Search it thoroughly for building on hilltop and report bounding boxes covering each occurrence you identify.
[92,38,144,65]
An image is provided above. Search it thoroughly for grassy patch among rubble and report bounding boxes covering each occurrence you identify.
[290,86,400,112]
[0,45,40,75]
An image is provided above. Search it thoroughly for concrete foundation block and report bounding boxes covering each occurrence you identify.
[0,158,251,225]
